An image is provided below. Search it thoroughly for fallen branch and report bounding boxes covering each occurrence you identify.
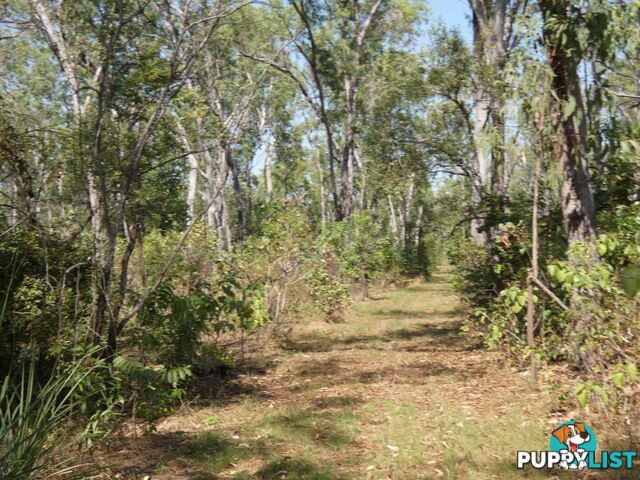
[530,276,569,312]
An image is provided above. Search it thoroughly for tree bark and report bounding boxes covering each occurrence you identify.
[540,0,597,247]
[258,98,274,201]
[468,0,521,245]
[414,203,424,249]
[526,151,540,381]
[401,174,415,251]
[177,120,199,225]
[315,148,327,232]
[387,195,399,245]
[227,148,246,241]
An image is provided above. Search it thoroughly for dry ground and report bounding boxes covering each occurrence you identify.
[92,268,633,480]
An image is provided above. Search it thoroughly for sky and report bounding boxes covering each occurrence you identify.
[427,0,472,42]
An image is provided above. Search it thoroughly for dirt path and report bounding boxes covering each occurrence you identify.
[104,268,561,480]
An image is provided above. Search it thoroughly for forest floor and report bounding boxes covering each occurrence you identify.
[95,268,625,480]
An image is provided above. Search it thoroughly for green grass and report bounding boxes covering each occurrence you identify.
[256,456,342,480]
[105,270,592,479]
[260,407,358,451]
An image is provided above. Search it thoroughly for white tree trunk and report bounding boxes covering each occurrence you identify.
[414,204,424,249]
[176,120,199,225]
[315,148,327,232]
[258,91,273,202]
[387,195,399,245]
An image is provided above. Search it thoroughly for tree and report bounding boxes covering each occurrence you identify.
[539,0,597,248]
[29,0,227,356]
[467,0,525,245]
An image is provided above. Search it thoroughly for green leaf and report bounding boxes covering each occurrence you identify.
[575,385,588,407]
[592,385,609,404]
[612,371,625,389]
[621,265,640,298]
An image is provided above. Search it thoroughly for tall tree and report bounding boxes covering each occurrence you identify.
[539,0,597,247]
[467,0,524,244]
[30,0,226,355]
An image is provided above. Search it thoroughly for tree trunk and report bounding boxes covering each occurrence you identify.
[315,148,327,232]
[526,151,540,381]
[339,75,357,221]
[354,144,367,210]
[401,174,415,251]
[414,203,424,249]
[32,0,110,345]
[258,99,274,201]
[470,88,491,246]
[540,0,597,248]
[227,148,246,241]
[213,145,231,250]
[387,195,399,245]
[491,108,506,198]
[176,120,199,225]
[468,0,518,246]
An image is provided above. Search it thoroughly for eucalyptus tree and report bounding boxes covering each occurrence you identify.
[466,0,527,245]
[175,4,289,248]
[25,0,233,356]
[259,0,426,222]
[538,0,599,249]
[360,48,430,249]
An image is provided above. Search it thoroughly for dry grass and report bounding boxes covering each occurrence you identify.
[89,268,631,479]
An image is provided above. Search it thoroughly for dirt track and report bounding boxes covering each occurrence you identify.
[97,268,602,480]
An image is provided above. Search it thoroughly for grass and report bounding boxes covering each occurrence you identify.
[98,268,600,479]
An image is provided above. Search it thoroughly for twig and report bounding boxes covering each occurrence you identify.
[530,276,569,312]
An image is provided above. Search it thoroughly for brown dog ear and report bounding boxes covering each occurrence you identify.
[552,425,570,444]
[575,423,586,434]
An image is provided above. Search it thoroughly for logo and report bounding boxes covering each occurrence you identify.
[549,421,596,470]
[517,420,637,471]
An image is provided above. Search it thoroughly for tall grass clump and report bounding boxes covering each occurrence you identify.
[0,359,94,479]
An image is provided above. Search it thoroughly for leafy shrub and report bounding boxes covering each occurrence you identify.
[0,228,92,378]
[319,211,403,290]
[131,273,269,367]
[307,255,351,322]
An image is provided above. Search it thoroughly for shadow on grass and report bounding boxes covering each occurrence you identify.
[367,306,466,321]
[257,457,342,480]
[261,407,356,449]
[181,430,269,474]
[98,430,251,479]
[186,375,278,410]
[389,322,460,340]
[283,320,465,354]
[312,394,362,410]
[101,413,352,479]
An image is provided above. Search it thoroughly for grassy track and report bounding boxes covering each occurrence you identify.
[99,269,591,479]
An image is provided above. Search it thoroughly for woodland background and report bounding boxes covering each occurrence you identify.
[0,0,639,477]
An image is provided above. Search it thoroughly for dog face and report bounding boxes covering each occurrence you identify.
[552,423,590,453]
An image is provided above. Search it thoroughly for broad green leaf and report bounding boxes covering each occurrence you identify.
[621,265,640,298]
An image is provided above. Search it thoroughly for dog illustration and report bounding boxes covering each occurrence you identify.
[552,422,590,470]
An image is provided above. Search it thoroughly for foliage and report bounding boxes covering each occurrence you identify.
[0,358,97,479]
[1,0,640,469]
[132,274,268,367]
[320,211,404,288]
